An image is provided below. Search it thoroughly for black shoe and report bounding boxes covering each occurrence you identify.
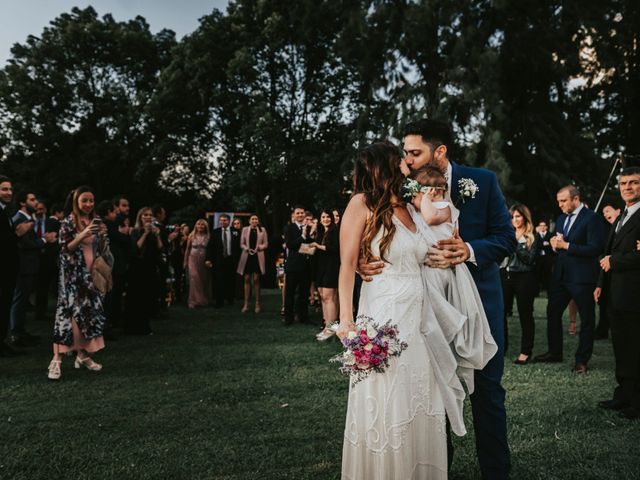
[9,336,32,348]
[282,318,293,326]
[618,407,640,420]
[22,332,41,345]
[0,343,27,357]
[533,352,563,363]
[514,355,531,365]
[598,399,629,411]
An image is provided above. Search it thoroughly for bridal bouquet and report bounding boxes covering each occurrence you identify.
[331,316,408,385]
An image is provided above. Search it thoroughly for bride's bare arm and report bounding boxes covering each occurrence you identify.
[337,194,369,338]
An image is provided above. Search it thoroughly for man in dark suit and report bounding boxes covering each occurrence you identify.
[10,191,57,346]
[361,120,517,479]
[34,201,62,322]
[595,167,640,419]
[283,206,312,325]
[206,214,240,307]
[535,185,606,373]
[0,176,24,356]
[594,205,620,339]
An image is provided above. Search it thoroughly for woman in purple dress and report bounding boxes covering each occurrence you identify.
[184,219,212,308]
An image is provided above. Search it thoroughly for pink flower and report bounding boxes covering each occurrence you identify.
[371,345,381,354]
[360,334,370,344]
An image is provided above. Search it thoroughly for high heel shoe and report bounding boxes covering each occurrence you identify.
[47,360,62,380]
[568,321,577,335]
[74,356,102,371]
[254,303,261,314]
[316,327,335,342]
[241,304,249,313]
[514,354,530,365]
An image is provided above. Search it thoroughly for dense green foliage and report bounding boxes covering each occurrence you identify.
[1,2,638,224]
[0,293,638,479]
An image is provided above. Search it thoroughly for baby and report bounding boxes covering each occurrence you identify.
[409,165,456,240]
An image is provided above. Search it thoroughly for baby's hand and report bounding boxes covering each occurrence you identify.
[412,192,424,210]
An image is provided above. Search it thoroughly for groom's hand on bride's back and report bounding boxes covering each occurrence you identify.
[357,255,385,282]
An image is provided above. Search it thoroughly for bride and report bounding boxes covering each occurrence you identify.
[336,141,493,479]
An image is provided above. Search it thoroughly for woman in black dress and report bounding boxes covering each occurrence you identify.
[310,209,340,341]
[124,207,163,335]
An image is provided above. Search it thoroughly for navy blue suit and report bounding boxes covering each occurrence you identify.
[451,162,516,479]
[546,206,605,363]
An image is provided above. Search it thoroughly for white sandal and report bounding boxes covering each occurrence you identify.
[47,360,62,380]
[74,356,102,371]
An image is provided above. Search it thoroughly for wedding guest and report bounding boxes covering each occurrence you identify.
[152,204,174,312]
[595,167,640,419]
[124,207,163,335]
[113,194,130,218]
[310,209,340,341]
[184,219,211,308]
[502,205,540,365]
[0,175,24,357]
[535,185,606,373]
[594,204,620,339]
[169,224,189,304]
[10,191,57,347]
[283,206,312,325]
[535,220,554,293]
[97,200,125,338]
[205,214,239,308]
[304,211,319,308]
[35,201,62,322]
[332,208,342,226]
[231,217,244,299]
[602,204,621,225]
[237,214,268,313]
[47,186,107,380]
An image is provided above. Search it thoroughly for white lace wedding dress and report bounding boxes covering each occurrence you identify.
[341,217,448,480]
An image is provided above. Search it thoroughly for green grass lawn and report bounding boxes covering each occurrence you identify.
[1,291,638,479]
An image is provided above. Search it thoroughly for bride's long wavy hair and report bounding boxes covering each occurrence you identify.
[353,141,404,263]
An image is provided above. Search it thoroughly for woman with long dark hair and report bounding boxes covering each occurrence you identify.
[124,207,163,335]
[47,186,107,380]
[336,141,450,478]
[237,214,268,313]
[502,204,541,364]
[310,208,340,341]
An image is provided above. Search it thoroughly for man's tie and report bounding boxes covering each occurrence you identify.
[222,228,229,257]
[37,219,44,238]
[563,213,574,236]
[615,208,628,234]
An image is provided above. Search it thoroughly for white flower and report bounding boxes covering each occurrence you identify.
[347,331,357,340]
[457,178,479,203]
[366,325,376,338]
[364,344,373,351]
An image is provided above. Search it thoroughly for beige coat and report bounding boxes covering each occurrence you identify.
[236,226,269,275]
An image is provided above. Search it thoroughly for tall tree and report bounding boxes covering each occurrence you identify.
[0,7,176,205]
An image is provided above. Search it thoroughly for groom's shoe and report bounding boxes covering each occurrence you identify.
[618,407,640,420]
[533,352,563,363]
[598,399,629,411]
[572,362,588,374]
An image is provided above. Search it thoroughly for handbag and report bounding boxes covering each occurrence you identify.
[91,237,114,294]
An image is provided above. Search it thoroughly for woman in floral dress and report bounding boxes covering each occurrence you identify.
[47,186,107,380]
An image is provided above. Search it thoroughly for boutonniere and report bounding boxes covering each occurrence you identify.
[232,231,238,236]
[401,178,429,201]
[456,178,479,204]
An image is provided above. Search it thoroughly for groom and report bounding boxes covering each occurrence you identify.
[360,119,516,479]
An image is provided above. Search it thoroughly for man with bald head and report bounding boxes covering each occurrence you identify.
[535,185,606,373]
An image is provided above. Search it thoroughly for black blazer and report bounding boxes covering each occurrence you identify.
[43,216,61,258]
[284,222,311,273]
[206,227,240,264]
[552,207,606,285]
[598,208,640,312]
[12,211,45,275]
[537,231,554,257]
[0,205,19,285]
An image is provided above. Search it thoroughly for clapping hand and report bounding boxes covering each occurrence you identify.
[44,232,57,243]
[599,255,611,272]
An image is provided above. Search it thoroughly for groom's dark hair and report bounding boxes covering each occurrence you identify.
[403,119,453,150]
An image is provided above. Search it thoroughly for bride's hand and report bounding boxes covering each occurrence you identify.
[336,319,356,340]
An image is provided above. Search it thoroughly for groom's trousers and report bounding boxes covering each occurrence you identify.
[469,268,511,480]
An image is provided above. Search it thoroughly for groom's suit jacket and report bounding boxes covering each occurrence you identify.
[451,162,516,338]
